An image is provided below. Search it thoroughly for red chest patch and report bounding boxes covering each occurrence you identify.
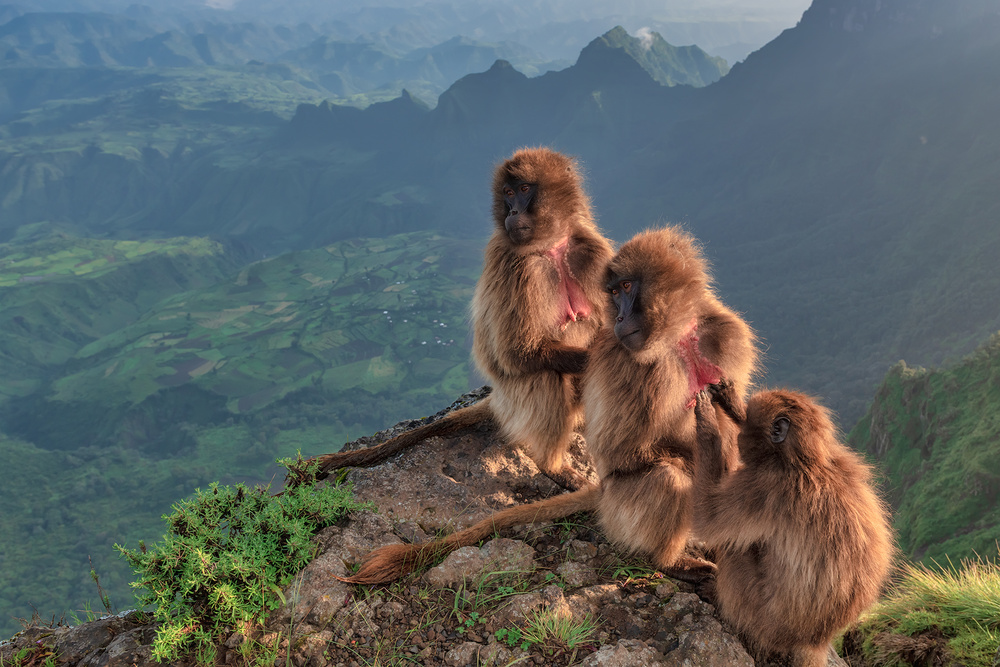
[545,238,592,330]
[678,319,723,408]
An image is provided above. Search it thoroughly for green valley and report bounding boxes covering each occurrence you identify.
[0,231,481,637]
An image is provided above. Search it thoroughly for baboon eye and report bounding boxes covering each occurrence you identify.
[770,417,790,444]
[520,183,531,193]
[622,281,632,292]
[504,188,514,197]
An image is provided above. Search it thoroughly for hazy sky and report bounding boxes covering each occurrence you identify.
[213,0,816,61]
[14,0,815,62]
[17,0,813,27]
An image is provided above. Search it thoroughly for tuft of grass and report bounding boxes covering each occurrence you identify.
[853,553,1000,666]
[520,609,597,652]
[0,646,59,667]
[115,454,369,664]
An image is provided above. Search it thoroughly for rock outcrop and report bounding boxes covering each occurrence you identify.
[1,390,851,666]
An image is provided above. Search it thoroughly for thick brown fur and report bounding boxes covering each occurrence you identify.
[341,226,759,584]
[693,388,894,667]
[585,227,758,571]
[313,148,613,485]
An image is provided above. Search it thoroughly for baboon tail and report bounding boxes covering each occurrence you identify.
[314,397,494,478]
[339,485,602,584]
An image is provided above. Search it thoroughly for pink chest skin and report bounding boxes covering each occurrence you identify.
[545,238,592,330]
[678,318,723,408]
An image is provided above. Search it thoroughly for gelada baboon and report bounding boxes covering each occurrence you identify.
[312,147,613,489]
[693,386,893,667]
[339,226,759,584]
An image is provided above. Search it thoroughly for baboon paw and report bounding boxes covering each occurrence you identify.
[543,465,589,491]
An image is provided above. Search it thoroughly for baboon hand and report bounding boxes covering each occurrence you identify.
[695,390,716,428]
[695,389,724,454]
[707,378,746,424]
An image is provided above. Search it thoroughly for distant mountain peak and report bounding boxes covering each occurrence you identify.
[486,59,516,73]
[577,26,729,87]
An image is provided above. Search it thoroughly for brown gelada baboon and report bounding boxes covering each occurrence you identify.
[312,147,614,489]
[693,384,894,667]
[339,225,759,584]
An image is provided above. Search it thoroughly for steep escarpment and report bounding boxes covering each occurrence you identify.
[849,332,1000,563]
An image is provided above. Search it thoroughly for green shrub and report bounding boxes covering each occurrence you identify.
[116,455,368,663]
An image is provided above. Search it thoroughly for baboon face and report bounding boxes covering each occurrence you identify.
[501,180,538,244]
[607,274,646,351]
[603,227,710,355]
[492,148,585,248]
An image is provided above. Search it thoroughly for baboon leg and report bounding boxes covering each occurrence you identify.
[492,374,585,489]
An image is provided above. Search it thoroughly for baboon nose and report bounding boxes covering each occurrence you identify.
[617,316,624,322]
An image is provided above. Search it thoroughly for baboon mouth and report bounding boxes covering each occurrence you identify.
[507,226,533,243]
[618,329,644,350]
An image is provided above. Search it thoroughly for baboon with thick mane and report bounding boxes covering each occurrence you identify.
[693,385,893,667]
[313,147,614,489]
[340,226,759,584]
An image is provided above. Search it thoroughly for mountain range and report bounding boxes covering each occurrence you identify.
[1,0,809,64]
[5,0,998,423]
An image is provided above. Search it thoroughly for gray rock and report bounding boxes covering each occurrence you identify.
[655,580,680,598]
[423,538,535,588]
[445,640,483,665]
[79,624,159,667]
[491,591,546,625]
[270,511,399,630]
[557,560,598,587]
[480,538,535,574]
[340,389,596,536]
[567,539,599,561]
[1,613,158,667]
[655,592,755,666]
[424,546,487,588]
[580,639,666,666]
[660,615,754,666]
[575,583,624,606]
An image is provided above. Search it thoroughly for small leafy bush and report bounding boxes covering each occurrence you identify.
[116,454,367,662]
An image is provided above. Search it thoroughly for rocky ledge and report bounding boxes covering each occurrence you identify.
[2,390,852,666]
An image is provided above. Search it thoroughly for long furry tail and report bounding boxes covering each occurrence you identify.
[313,398,494,478]
[339,485,602,584]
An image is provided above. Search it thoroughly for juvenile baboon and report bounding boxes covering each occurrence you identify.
[312,147,613,489]
[693,386,893,667]
[340,226,759,584]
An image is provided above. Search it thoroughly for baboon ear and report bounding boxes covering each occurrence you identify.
[770,417,790,444]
